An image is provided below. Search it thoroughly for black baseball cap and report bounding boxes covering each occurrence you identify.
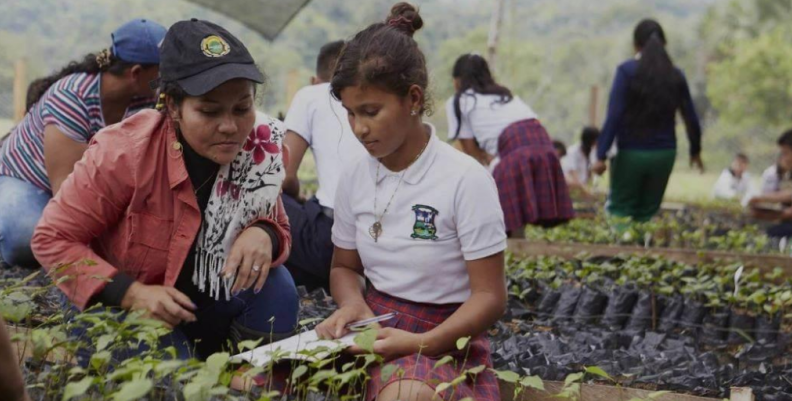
[159,19,264,96]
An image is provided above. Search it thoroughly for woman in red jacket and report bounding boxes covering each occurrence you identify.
[32,19,298,360]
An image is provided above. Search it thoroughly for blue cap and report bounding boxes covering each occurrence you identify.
[111,19,167,65]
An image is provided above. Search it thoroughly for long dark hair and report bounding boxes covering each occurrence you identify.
[580,126,600,158]
[623,19,683,132]
[451,54,513,139]
[26,50,152,111]
[331,3,430,114]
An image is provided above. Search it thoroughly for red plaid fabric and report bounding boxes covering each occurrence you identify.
[364,287,500,401]
[493,119,574,232]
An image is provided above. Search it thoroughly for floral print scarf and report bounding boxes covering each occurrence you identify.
[193,112,285,300]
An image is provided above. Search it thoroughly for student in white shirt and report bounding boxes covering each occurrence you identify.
[759,161,792,195]
[282,41,368,291]
[447,53,573,236]
[712,153,752,200]
[446,57,538,165]
[561,126,600,198]
[315,4,507,401]
[749,130,792,237]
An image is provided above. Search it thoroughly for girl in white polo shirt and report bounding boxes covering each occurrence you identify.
[447,53,574,236]
[315,3,507,401]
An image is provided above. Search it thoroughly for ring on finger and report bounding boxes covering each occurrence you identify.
[252,265,261,273]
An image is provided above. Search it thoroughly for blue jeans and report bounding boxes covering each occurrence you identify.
[0,176,51,267]
[67,266,300,364]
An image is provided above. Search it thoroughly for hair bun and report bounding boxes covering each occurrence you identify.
[386,2,423,37]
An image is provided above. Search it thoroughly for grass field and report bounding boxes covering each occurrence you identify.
[298,149,754,206]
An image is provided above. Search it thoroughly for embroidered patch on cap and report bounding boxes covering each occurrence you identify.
[201,35,230,57]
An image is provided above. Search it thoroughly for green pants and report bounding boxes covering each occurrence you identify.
[607,149,676,222]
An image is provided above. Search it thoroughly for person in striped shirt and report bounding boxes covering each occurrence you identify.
[0,19,166,269]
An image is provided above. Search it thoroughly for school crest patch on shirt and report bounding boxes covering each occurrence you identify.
[411,204,439,240]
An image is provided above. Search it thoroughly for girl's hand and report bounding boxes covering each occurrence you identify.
[348,328,424,361]
[592,160,607,176]
[316,301,376,339]
[690,154,705,174]
[221,226,273,295]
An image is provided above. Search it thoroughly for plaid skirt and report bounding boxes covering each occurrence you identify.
[364,287,500,401]
[493,119,574,232]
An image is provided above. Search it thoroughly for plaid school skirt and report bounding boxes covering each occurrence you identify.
[493,119,574,232]
[364,287,500,401]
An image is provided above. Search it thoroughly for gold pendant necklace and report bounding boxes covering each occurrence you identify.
[370,135,430,243]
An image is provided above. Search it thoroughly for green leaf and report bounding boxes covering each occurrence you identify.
[564,372,584,385]
[342,362,356,372]
[96,334,115,352]
[292,365,308,381]
[256,391,281,401]
[206,352,230,373]
[353,328,377,353]
[62,376,93,401]
[183,382,206,401]
[490,369,520,384]
[466,365,487,375]
[381,364,398,382]
[112,378,153,401]
[450,375,467,386]
[208,387,229,396]
[433,355,455,369]
[154,360,186,377]
[435,382,452,394]
[585,366,613,381]
[520,375,545,390]
[238,338,263,352]
[89,350,111,371]
[456,336,471,350]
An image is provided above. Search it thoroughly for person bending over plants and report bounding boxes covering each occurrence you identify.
[31,19,298,360]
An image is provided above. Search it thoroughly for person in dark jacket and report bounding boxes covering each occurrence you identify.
[592,19,704,222]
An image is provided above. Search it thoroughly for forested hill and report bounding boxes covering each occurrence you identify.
[5,0,791,165]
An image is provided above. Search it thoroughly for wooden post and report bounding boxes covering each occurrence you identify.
[13,59,27,123]
[487,0,506,68]
[588,85,599,127]
[730,387,754,401]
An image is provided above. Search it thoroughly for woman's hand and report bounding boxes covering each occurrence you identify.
[592,160,607,176]
[690,154,705,174]
[221,226,273,295]
[121,282,197,329]
[316,300,376,340]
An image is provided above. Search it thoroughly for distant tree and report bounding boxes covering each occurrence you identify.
[707,27,792,128]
